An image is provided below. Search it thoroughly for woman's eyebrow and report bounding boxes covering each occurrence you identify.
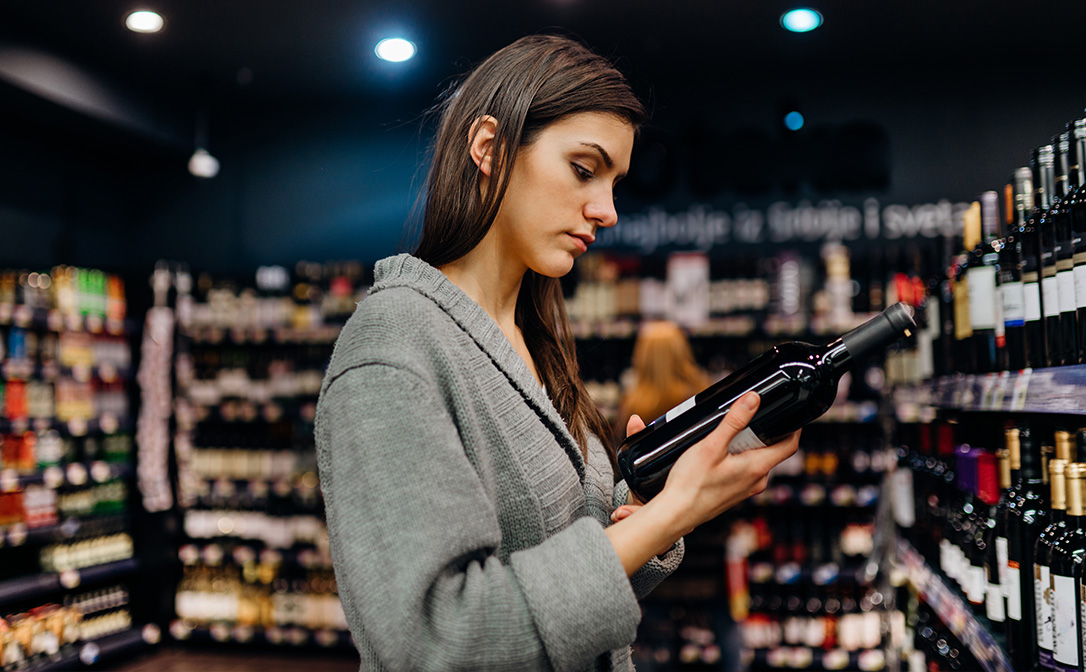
[579,142,613,169]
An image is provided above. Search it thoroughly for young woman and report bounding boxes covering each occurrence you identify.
[315,34,799,671]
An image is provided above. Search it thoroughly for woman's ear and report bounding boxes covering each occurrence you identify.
[468,115,498,177]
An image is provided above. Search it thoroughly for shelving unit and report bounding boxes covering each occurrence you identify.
[151,263,358,652]
[0,265,153,670]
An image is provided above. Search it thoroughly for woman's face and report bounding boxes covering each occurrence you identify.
[491,111,634,278]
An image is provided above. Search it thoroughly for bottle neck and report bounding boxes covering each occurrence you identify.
[1075,122,1086,189]
[820,337,851,373]
[1056,134,1072,200]
[1035,148,1056,211]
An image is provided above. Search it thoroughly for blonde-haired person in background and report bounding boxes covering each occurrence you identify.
[615,320,711,444]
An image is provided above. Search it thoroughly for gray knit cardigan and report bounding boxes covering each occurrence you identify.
[315,254,684,672]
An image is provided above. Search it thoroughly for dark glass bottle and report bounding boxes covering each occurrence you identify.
[1049,459,1086,672]
[969,191,1005,373]
[1005,425,1050,670]
[986,445,1012,629]
[1034,145,1061,366]
[952,205,976,373]
[617,303,916,501]
[1017,164,1047,369]
[1051,132,1080,365]
[1068,118,1086,365]
[1033,455,1068,670]
[1002,178,1029,370]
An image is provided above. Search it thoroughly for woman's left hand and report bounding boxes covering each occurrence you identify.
[610,414,676,555]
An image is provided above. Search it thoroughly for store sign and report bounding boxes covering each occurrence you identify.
[599,198,972,253]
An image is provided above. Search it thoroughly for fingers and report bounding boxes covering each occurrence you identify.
[734,430,801,476]
[610,504,638,522]
[625,414,646,438]
[705,391,760,447]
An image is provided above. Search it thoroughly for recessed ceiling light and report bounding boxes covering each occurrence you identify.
[780,8,823,33]
[125,10,164,33]
[375,38,416,63]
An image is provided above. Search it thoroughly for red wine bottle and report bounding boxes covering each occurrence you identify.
[617,303,916,501]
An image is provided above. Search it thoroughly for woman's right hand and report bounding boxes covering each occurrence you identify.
[655,391,799,533]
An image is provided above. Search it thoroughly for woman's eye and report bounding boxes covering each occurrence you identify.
[572,164,593,181]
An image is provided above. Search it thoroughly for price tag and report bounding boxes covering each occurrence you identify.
[60,568,81,589]
[78,642,100,666]
[66,462,88,486]
[7,523,27,547]
[210,623,230,642]
[1012,369,1033,411]
[169,620,192,640]
[90,461,112,483]
[142,624,162,645]
[13,304,32,328]
[43,466,64,489]
[0,469,18,493]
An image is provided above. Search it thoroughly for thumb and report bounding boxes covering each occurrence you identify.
[625,413,647,438]
[709,391,761,445]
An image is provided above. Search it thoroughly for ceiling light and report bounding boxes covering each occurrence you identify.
[188,149,220,179]
[780,8,823,33]
[125,10,164,33]
[375,38,416,63]
[784,111,805,131]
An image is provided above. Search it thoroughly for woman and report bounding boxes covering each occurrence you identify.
[615,320,712,443]
[315,34,799,671]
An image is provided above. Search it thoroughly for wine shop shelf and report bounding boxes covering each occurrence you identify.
[895,537,1011,672]
[169,621,353,649]
[0,557,138,609]
[2,514,129,549]
[33,626,157,672]
[893,365,1086,417]
[744,645,887,671]
[1,461,132,493]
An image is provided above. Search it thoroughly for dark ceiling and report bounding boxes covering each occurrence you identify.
[2,1,1082,110]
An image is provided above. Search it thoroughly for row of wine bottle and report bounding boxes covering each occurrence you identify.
[897,419,1086,671]
[943,118,1086,374]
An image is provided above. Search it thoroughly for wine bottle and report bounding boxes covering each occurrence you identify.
[986,445,1012,629]
[1017,165,1047,369]
[1033,453,1068,670]
[953,204,977,373]
[1051,132,1080,365]
[1035,144,1062,366]
[1006,425,1050,671]
[1002,180,1029,370]
[617,303,917,501]
[970,191,1005,373]
[1068,118,1086,365]
[1049,458,1086,672]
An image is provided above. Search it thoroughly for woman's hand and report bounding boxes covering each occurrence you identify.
[605,392,799,576]
[658,391,799,532]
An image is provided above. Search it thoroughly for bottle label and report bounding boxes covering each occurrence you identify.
[1044,276,1061,318]
[970,563,986,605]
[967,266,998,329]
[1025,282,1043,322]
[665,394,697,423]
[1007,561,1022,620]
[986,579,1006,623]
[727,427,767,454]
[997,537,1010,597]
[891,468,915,528]
[1058,270,1077,313]
[1076,266,1086,310]
[1002,281,1026,326]
[954,277,973,339]
[1053,573,1079,668]
[1037,563,1052,654]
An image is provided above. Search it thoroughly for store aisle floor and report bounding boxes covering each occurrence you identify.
[109,646,360,672]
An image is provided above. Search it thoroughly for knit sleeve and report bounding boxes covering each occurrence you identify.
[611,480,686,599]
[316,364,640,672]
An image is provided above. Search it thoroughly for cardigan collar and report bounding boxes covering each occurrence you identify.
[371,254,586,480]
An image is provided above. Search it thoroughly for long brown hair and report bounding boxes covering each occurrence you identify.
[413,34,645,461]
[618,321,711,441]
